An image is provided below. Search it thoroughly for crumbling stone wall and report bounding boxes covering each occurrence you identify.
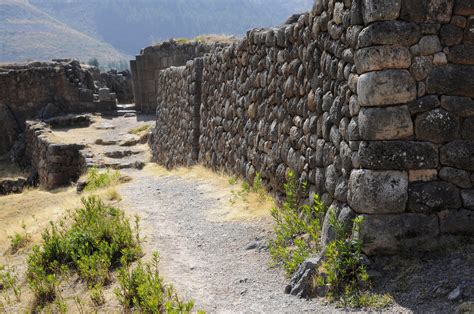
[100,69,134,104]
[150,59,203,168]
[147,0,474,254]
[130,41,222,113]
[25,120,86,190]
[0,60,117,155]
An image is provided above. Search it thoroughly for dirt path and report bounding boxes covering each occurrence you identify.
[118,167,334,313]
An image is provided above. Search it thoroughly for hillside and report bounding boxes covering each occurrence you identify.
[30,0,314,55]
[0,0,129,64]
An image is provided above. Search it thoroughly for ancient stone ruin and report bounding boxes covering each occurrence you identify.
[137,0,474,254]
[0,59,134,193]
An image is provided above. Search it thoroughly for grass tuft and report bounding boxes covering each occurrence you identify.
[84,168,122,192]
[8,223,31,254]
[128,124,152,135]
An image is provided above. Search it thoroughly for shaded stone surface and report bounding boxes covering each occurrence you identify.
[439,209,474,235]
[440,141,474,170]
[408,181,462,213]
[361,213,439,255]
[454,0,474,15]
[359,141,438,170]
[415,109,460,143]
[427,65,474,98]
[461,190,474,209]
[440,96,474,117]
[448,45,474,65]
[348,170,408,214]
[407,95,440,114]
[439,167,472,188]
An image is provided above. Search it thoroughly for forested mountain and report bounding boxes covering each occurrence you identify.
[1,0,313,64]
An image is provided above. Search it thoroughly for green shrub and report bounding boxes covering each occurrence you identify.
[90,284,106,306]
[128,124,152,135]
[26,196,142,306]
[84,168,122,192]
[269,170,326,276]
[115,252,195,313]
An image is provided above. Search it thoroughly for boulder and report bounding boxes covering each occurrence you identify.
[348,170,408,214]
[357,21,421,48]
[355,46,411,74]
[358,106,413,140]
[358,70,417,107]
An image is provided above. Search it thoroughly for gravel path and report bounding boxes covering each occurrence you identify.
[119,170,336,313]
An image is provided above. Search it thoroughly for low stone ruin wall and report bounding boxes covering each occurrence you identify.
[25,121,86,190]
[148,0,474,254]
[150,59,203,168]
[0,60,117,156]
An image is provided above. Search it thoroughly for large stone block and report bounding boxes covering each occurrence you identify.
[439,209,474,235]
[401,0,454,23]
[348,170,408,214]
[463,118,474,140]
[440,141,474,170]
[427,65,474,98]
[355,46,411,74]
[410,35,442,56]
[462,190,474,209]
[358,21,421,48]
[440,167,472,188]
[358,106,413,140]
[362,0,401,24]
[359,141,439,170]
[361,213,439,255]
[415,109,460,143]
[358,70,417,107]
[454,0,474,15]
[408,182,462,212]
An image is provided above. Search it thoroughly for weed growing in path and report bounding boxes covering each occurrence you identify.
[9,223,31,254]
[115,252,196,313]
[128,124,151,135]
[0,264,21,301]
[269,170,326,276]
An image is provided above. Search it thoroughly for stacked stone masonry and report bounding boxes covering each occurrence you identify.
[150,59,203,168]
[25,120,86,190]
[147,0,474,254]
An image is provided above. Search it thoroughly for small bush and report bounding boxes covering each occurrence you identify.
[84,168,121,192]
[26,196,141,306]
[106,188,122,201]
[228,176,238,185]
[229,172,269,204]
[8,224,30,254]
[115,252,195,313]
[90,284,106,306]
[0,265,20,300]
[128,124,151,135]
[269,170,326,276]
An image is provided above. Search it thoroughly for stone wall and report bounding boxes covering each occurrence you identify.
[0,60,117,155]
[147,0,474,254]
[130,41,226,113]
[150,59,203,168]
[24,120,86,190]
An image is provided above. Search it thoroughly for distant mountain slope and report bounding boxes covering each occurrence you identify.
[30,0,314,55]
[0,0,129,63]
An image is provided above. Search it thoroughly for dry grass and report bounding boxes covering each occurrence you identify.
[143,164,275,222]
